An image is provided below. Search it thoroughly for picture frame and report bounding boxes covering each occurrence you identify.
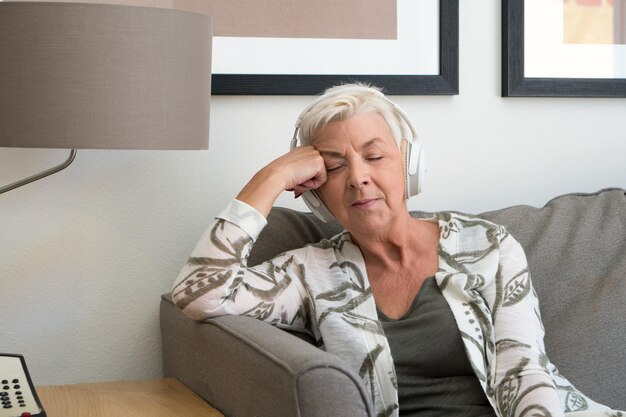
[212,0,458,96]
[503,0,626,98]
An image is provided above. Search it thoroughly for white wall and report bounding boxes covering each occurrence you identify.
[1,1,624,386]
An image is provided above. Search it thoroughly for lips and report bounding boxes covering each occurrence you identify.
[351,198,378,209]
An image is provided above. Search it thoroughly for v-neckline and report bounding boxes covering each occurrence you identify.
[376,276,435,321]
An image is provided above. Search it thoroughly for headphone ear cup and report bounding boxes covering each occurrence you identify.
[301,190,335,223]
[404,139,425,198]
[400,138,409,200]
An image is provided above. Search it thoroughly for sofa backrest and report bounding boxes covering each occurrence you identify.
[249,188,626,410]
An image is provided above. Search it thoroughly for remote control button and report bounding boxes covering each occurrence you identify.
[2,386,8,390]
[15,391,22,395]
[12,379,19,384]
[1,380,7,384]
[13,385,20,389]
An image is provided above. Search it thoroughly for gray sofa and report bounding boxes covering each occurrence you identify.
[160,188,626,416]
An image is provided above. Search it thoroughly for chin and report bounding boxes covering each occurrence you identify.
[346,215,389,234]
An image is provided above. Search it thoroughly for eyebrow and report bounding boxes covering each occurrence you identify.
[317,137,384,158]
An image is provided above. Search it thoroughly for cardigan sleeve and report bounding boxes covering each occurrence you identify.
[171,199,312,334]
[485,232,564,417]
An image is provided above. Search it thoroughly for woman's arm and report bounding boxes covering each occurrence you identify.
[171,147,327,333]
[236,145,327,217]
[488,233,564,417]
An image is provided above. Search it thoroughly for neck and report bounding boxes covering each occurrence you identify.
[350,213,434,270]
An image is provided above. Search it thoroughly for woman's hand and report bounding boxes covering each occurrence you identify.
[280,146,327,197]
[236,146,327,217]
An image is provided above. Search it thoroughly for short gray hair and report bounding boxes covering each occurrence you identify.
[297,83,405,147]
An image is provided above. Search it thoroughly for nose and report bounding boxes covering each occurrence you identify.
[347,158,370,189]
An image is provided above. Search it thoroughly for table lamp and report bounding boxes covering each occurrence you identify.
[0,1,212,194]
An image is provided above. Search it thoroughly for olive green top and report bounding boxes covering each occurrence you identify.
[378,277,496,417]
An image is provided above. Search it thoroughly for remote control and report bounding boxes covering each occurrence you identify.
[0,354,46,417]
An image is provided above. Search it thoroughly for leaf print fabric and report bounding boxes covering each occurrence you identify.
[501,268,531,307]
[171,199,400,414]
[171,200,311,330]
[172,199,624,417]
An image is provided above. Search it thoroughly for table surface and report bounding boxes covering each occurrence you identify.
[37,378,224,417]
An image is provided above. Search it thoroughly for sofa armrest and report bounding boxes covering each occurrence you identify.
[160,294,373,417]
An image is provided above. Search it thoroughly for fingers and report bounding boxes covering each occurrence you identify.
[279,146,327,193]
[291,183,312,195]
[290,168,327,199]
[290,182,316,199]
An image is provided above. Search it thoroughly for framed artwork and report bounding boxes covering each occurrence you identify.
[503,0,626,97]
[207,0,458,95]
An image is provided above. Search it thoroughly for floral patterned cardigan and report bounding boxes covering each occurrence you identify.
[171,199,621,417]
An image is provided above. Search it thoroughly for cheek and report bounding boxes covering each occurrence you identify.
[317,178,343,205]
[383,162,407,197]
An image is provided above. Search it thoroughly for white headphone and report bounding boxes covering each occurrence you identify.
[290,87,426,223]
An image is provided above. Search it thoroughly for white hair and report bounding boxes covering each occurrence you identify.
[297,83,406,147]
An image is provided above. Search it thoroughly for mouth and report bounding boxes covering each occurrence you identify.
[351,198,378,209]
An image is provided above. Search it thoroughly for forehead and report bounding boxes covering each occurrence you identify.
[311,112,396,150]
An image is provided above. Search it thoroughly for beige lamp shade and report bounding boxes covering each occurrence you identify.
[0,1,212,150]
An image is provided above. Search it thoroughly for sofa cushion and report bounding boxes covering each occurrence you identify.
[249,188,626,410]
[479,188,625,409]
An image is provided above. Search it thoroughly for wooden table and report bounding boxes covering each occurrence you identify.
[37,378,224,417]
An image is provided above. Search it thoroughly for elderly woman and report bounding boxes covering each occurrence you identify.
[171,84,620,417]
